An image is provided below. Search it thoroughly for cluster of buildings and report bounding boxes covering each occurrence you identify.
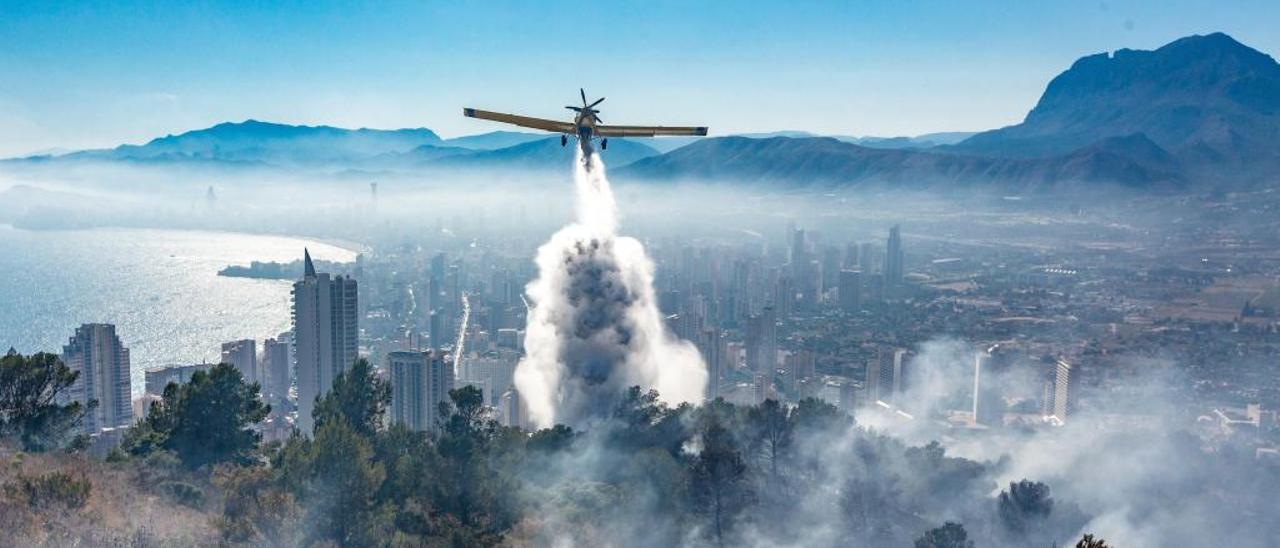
[36,195,1280,465]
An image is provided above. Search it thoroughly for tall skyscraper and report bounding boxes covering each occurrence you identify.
[821,246,842,291]
[873,348,910,405]
[699,328,724,399]
[387,350,454,432]
[293,249,359,434]
[220,339,258,384]
[838,269,863,312]
[1051,359,1075,422]
[972,351,1004,426]
[773,276,795,318]
[261,333,292,409]
[500,389,524,429]
[864,355,881,403]
[61,323,132,434]
[746,306,777,373]
[429,309,444,351]
[859,242,876,273]
[843,242,859,270]
[885,225,904,291]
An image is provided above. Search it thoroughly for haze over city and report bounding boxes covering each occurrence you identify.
[2,2,1280,548]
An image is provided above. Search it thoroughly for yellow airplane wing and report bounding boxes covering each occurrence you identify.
[595,125,709,137]
[462,108,575,133]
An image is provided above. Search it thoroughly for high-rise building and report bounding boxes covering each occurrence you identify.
[145,363,211,396]
[892,348,910,397]
[293,248,359,434]
[885,225,904,291]
[754,373,769,404]
[838,269,863,312]
[875,348,909,405]
[789,228,807,273]
[840,380,858,414]
[700,328,724,399]
[864,355,881,403]
[843,242,859,270]
[805,258,824,306]
[1051,359,1075,422]
[972,351,1003,426]
[220,339,258,384]
[500,389,523,429]
[787,349,816,396]
[387,350,454,432]
[821,246,842,292]
[773,276,794,318]
[61,323,132,434]
[261,333,292,409]
[859,242,876,273]
[429,309,444,351]
[746,306,777,373]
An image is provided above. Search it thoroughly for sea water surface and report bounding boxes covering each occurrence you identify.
[0,225,357,395]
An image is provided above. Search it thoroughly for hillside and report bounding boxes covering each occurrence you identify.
[625,32,1280,190]
[952,33,1280,174]
[433,137,659,171]
[70,120,443,165]
[618,135,1181,191]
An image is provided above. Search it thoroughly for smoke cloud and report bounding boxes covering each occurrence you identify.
[515,151,707,428]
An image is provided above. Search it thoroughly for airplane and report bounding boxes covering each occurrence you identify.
[463,89,707,167]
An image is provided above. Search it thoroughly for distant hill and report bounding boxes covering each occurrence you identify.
[851,131,977,149]
[434,137,660,171]
[952,32,1280,177]
[7,32,1277,192]
[67,120,442,165]
[618,135,1181,191]
[625,32,1280,190]
[439,131,548,150]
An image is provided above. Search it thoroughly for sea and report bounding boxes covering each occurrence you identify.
[0,225,357,395]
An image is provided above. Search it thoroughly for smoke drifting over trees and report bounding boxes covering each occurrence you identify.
[515,152,707,428]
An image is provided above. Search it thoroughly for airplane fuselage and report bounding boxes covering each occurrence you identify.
[573,110,598,157]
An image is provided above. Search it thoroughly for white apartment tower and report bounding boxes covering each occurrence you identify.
[292,249,359,434]
[387,350,454,432]
[61,323,132,434]
[220,339,258,384]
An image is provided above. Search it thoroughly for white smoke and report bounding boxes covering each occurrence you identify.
[514,150,707,428]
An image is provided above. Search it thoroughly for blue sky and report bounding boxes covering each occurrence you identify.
[0,0,1277,156]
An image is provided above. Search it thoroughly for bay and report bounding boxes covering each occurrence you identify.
[0,225,356,396]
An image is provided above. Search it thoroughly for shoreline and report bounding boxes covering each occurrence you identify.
[0,223,369,259]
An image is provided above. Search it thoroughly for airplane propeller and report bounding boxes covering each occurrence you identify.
[571,89,605,123]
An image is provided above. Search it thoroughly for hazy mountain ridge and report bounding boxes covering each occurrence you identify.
[625,32,1280,190]
[431,137,660,170]
[69,120,444,165]
[6,32,1277,191]
[617,136,1181,191]
[951,33,1280,175]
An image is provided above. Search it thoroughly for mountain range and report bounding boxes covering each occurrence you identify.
[622,32,1280,190]
[8,32,1278,192]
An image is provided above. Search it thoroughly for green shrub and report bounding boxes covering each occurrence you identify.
[4,470,92,509]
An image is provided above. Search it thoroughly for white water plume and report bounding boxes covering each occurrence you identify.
[514,150,707,428]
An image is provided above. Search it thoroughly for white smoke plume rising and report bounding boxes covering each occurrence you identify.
[515,150,707,428]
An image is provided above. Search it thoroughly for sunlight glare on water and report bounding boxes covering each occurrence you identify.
[0,225,357,396]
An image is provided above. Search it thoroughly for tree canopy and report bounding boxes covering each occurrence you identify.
[0,352,90,452]
[123,363,269,469]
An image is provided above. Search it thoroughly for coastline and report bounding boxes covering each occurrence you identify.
[0,223,368,259]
